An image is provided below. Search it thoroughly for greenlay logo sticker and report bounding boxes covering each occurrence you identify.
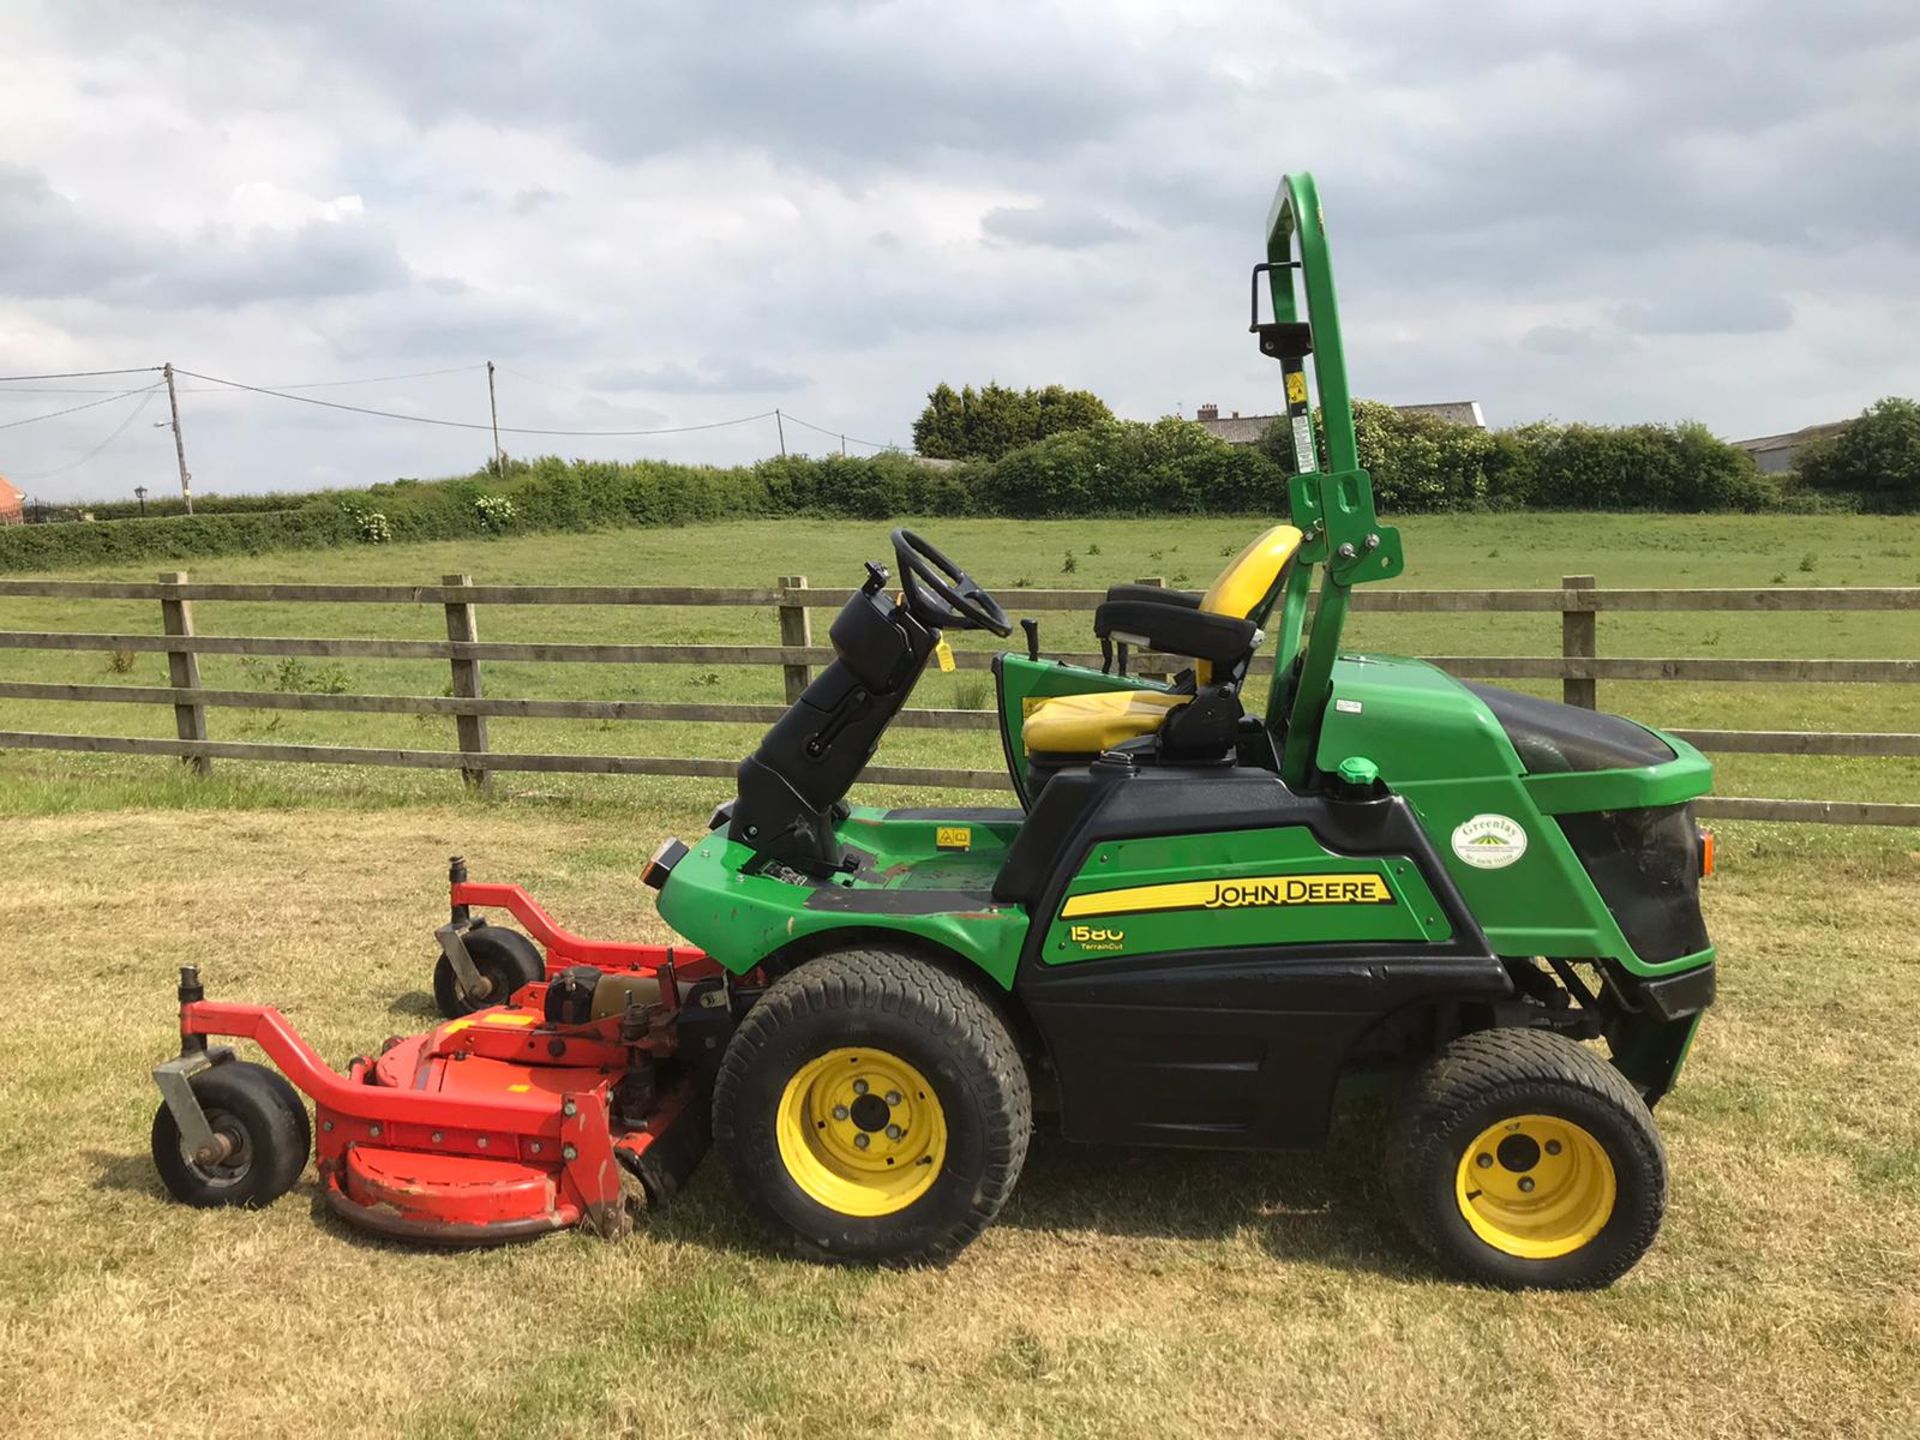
[1450,814,1528,870]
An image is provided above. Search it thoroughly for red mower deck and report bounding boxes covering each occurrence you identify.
[154,905,733,1245]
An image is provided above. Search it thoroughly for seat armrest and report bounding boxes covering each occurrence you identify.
[1094,600,1255,664]
[1104,583,1203,609]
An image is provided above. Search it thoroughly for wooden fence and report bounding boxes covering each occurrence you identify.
[0,572,1915,825]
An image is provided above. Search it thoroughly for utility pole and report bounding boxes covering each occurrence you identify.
[840,433,847,456]
[486,361,504,474]
[134,485,148,517]
[162,362,193,515]
[774,409,787,458]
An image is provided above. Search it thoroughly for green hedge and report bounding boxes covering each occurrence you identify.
[0,408,1793,573]
[1263,403,1773,513]
[1791,397,1920,513]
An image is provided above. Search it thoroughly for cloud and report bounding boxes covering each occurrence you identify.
[508,186,560,217]
[1615,292,1794,337]
[1,1,1917,502]
[0,163,409,310]
[586,357,810,395]
[981,204,1135,250]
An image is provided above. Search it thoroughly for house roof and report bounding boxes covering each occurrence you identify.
[1395,401,1486,427]
[1731,421,1848,455]
[1195,413,1279,444]
[0,475,22,503]
[1195,400,1487,445]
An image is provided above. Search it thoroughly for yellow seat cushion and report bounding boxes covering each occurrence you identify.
[1024,689,1187,755]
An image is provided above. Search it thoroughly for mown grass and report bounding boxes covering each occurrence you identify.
[0,512,1914,1434]
[0,803,1913,1438]
[0,511,1915,813]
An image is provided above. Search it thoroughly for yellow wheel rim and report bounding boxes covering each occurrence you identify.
[776,1047,947,1217]
[1454,1113,1616,1260]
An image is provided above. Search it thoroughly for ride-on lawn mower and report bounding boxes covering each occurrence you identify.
[151,173,1717,1289]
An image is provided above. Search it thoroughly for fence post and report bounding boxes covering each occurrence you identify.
[1562,574,1597,709]
[443,573,491,794]
[777,575,812,703]
[157,570,211,775]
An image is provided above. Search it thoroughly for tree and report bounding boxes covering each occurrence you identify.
[911,382,1113,460]
[1795,397,1920,512]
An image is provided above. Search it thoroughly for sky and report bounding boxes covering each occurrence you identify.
[1,0,1915,505]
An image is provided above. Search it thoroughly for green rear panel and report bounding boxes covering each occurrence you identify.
[1041,825,1450,964]
[1314,653,1714,977]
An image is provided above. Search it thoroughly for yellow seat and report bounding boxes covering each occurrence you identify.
[1021,689,1188,754]
[1025,523,1302,756]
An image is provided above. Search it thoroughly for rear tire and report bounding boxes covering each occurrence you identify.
[151,1061,311,1209]
[432,923,545,1018]
[713,948,1030,1266]
[1389,1028,1666,1290]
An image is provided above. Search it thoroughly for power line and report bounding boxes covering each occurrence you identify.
[186,362,483,393]
[0,385,162,395]
[175,367,780,437]
[0,365,163,383]
[0,382,167,431]
[780,410,894,451]
[0,363,480,395]
[7,386,163,481]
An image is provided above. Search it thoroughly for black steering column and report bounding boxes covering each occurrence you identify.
[725,530,1009,875]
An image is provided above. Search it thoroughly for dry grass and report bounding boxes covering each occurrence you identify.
[0,802,1915,1438]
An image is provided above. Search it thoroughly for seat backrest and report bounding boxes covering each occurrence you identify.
[1200,524,1304,621]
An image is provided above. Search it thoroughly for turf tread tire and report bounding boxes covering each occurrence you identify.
[151,1060,311,1210]
[1388,1028,1666,1291]
[713,947,1030,1267]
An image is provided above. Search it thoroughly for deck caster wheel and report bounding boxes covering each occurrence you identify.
[713,948,1030,1267]
[151,1061,312,1209]
[432,923,545,1018]
[1389,1028,1667,1290]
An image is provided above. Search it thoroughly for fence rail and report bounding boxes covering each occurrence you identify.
[0,572,1914,825]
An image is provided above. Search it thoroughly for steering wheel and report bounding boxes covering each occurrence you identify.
[890,528,1013,637]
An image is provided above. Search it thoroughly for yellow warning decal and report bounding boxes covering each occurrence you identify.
[1061,873,1394,918]
[934,638,956,673]
[508,1083,532,1093]
[936,826,972,851]
[480,1013,537,1027]
[1286,371,1308,404]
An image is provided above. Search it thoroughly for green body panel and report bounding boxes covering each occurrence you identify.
[1040,825,1450,964]
[1314,652,1714,977]
[993,654,1165,788]
[655,806,1029,989]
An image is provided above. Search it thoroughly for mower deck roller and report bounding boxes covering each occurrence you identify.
[151,171,1717,1288]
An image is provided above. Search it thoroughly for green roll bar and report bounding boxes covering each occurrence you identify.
[1254,172,1404,786]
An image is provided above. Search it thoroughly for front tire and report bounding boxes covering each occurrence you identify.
[713,948,1030,1266]
[1389,1028,1667,1290]
[151,1061,311,1209]
[432,923,546,1018]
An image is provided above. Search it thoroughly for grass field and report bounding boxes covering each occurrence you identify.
[0,515,1916,1433]
[0,799,1915,1438]
[0,511,1915,813]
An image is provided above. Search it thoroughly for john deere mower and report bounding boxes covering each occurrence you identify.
[151,173,1716,1289]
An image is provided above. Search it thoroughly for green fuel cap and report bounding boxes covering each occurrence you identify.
[1337,755,1379,788]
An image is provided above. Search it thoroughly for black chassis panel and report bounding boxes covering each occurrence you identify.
[1011,766,1509,1150]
